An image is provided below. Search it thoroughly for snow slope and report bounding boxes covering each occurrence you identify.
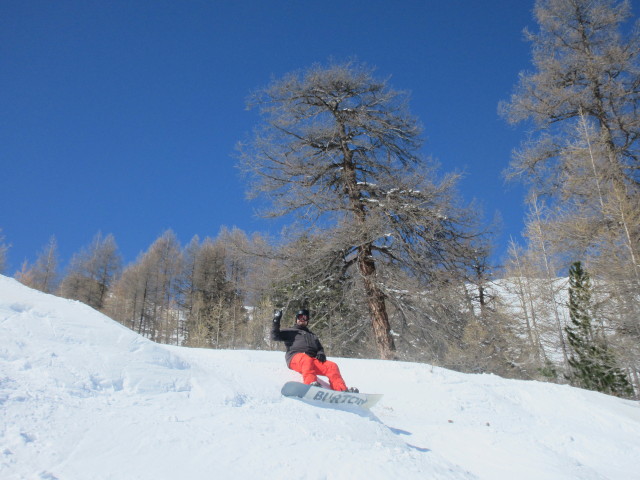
[1,275,638,480]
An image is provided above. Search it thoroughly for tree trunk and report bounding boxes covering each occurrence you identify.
[358,242,396,359]
[341,132,396,359]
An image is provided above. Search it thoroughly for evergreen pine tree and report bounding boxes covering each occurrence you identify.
[565,262,633,397]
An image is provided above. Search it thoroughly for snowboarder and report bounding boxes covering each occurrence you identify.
[271,309,358,392]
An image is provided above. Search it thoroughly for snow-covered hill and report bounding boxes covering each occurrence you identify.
[1,275,638,480]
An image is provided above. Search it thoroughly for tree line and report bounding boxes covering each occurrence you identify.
[498,0,640,397]
[1,0,638,398]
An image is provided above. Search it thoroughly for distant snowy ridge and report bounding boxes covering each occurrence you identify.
[1,275,639,480]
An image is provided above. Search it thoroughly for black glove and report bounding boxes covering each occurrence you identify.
[273,309,282,323]
[316,353,326,363]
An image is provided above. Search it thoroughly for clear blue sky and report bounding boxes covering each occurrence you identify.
[2,0,537,272]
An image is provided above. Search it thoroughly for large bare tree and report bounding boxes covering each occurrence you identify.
[239,61,478,359]
[500,0,640,275]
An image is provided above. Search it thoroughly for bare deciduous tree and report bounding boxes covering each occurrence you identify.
[59,232,122,310]
[107,231,182,343]
[239,60,480,359]
[500,0,640,277]
[16,236,59,293]
[501,0,640,190]
[181,236,233,348]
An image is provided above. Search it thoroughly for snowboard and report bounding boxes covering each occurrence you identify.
[281,381,382,410]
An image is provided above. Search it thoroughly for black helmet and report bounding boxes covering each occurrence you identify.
[296,309,310,319]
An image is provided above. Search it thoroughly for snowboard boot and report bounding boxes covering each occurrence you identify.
[309,382,321,387]
[346,387,359,393]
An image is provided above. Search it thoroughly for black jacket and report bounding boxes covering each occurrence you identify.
[271,321,325,366]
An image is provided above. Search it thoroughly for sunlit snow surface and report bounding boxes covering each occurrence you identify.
[1,275,638,479]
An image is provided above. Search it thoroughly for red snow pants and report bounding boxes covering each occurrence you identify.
[289,353,348,391]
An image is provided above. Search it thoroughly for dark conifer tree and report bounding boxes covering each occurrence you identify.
[565,262,633,397]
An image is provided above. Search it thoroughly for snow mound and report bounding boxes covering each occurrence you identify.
[1,275,638,479]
